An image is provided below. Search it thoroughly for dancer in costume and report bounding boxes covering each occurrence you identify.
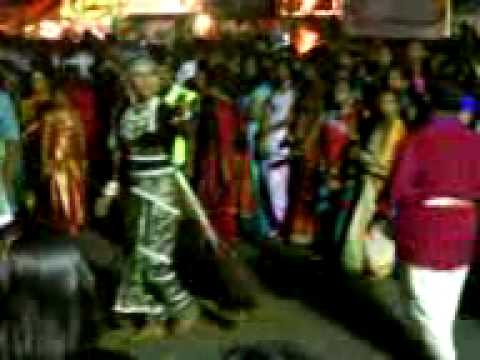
[98,57,216,339]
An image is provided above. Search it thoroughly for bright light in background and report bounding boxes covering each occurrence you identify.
[294,26,320,55]
[24,24,36,35]
[87,22,109,39]
[193,13,215,38]
[282,32,291,46]
[281,0,343,16]
[183,0,203,12]
[300,0,318,13]
[39,20,64,40]
[123,0,195,15]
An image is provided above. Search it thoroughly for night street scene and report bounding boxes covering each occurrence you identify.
[2,1,480,359]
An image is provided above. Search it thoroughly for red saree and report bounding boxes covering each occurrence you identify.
[65,82,101,161]
[197,99,255,256]
[322,113,355,172]
[288,115,323,245]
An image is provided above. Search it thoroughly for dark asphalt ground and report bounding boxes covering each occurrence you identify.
[89,242,480,360]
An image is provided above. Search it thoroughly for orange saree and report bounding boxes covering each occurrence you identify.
[42,106,87,235]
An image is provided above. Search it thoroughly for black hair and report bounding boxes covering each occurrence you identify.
[401,88,433,131]
[0,230,95,359]
[223,341,317,360]
[428,80,462,112]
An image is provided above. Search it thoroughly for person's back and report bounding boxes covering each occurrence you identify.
[409,116,480,197]
[392,114,480,269]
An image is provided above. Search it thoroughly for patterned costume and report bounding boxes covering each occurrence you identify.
[111,91,214,320]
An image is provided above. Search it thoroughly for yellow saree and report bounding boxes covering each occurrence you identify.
[342,118,406,275]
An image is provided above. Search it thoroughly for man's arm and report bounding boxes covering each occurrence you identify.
[390,136,423,207]
[94,109,124,218]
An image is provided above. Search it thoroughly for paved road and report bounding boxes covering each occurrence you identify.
[93,244,480,360]
[129,291,389,360]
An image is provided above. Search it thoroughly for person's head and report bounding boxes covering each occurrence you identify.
[277,61,292,83]
[334,79,353,108]
[428,80,462,114]
[378,45,392,67]
[379,90,400,119]
[339,51,354,69]
[157,64,174,92]
[209,63,235,97]
[244,55,258,80]
[261,56,276,81]
[303,63,318,82]
[193,65,208,93]
[2,235,95,359]
[31,71,49,95]
[458,94,477,126]
[208,50,225,69]
[401,90,433,130]
[127,57,162,101]
[407,41,427,63]
[388,67,407,93]
[227,54,242,77]
[52,87,71,109]
[223,341,315,360]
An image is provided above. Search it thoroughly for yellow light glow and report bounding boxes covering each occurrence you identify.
[183,0,202,12]
[61,0,120,21]
[24,24,36,34]
[300,0,318,13]
[193,13,214,38]
[123,0,190,15]
[281,0,343,16]
[39,20,64,40]
[295,27,320,55]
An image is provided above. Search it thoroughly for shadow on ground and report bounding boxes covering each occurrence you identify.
[86,218,480,359]
[249,241,433,360]
[73,348,136,359]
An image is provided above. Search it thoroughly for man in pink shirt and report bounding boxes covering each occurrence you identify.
[392,86,480,360]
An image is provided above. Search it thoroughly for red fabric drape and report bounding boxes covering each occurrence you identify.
[0,0,61,33]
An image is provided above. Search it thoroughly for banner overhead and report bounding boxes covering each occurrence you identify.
[344,0,451,39]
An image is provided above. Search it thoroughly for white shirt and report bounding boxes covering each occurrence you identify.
[267,83,295,161]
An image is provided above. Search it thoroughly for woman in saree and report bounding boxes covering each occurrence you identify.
[196,65,256,257]
[406,41,430,96]
[193,65,258,313]
[21,70,51,128]
[322,80,363,256]
[341,90,406,276]
[0,87,21,230]
[242,59,275,242]
[40,90,87,236]
[321,80,359,185]
[258,61,296,241]
[287,85,325,247]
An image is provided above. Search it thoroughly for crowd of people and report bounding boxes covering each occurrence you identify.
[0,25,479,359]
